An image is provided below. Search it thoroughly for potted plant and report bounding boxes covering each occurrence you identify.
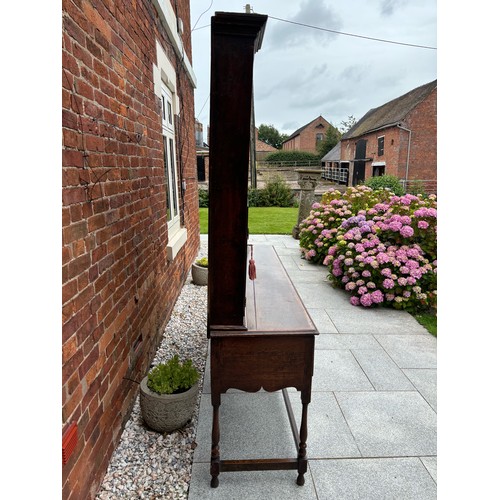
[140,355,200,433]
[191,256,208,286]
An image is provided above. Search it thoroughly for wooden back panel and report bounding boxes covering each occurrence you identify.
[207,13,267,331]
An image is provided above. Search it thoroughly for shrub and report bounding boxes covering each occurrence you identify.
[147,355,199,395]
[265,150,320,164]
[198,188,209,207]
[364,175,405,196]
[298,186,437,311]
[259,175,294,207]
[248,188,262,207]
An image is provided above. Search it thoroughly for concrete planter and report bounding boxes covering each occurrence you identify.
[191,263,208,286]
[140,377,199,433]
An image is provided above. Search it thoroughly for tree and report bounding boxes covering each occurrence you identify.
[339,115,357,134]
[316,125,342,157]
[257,124,289,150]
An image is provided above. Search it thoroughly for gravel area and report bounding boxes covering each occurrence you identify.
[97,243,209,500]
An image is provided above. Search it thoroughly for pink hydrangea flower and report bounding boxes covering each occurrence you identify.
[400,225,414,238]
[383,278,395,289]
[381,268,392,278]
[360,294,373,307]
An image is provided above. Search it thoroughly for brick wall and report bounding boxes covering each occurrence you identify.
[340,88,437,188]
[283,116,331,153]
[62,1,198,498]
[403,88,437,182]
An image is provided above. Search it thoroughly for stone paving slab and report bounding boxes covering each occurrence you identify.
[312,350,374,392]
[335,391,437,457]
[293,282,354,309]
[306,308,339,333]
[403,369,437,411]
[326,307,429,334]
[193,392,297,463]
[310,457,437,500]
[351,348,415,391]
[288,391,361,459]
[375,335,437,368]
[315,333,382,350]
[188,463,316,499]
[420,456,437,482]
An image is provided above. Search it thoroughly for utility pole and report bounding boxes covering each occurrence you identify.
[245,4,257,189]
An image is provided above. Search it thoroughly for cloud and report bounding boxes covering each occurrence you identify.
[266,0,343,49]
[380,0,409,16]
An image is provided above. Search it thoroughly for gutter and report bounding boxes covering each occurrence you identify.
[397,124,412,188]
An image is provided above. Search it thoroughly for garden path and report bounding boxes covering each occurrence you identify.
[188,234,437,500]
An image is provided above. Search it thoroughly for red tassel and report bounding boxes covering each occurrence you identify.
[248,245,257,280]
[249,259,256,280]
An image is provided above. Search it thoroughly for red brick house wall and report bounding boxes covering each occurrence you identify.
[62,1,198,498]
[282,116,331,154]
[340,87,437,189]
[401,88,437,183]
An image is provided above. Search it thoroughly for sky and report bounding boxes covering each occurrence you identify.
[189,0,437,138]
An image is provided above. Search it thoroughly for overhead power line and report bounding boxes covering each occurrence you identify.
[191,13,436,50]
[267,15,437,50]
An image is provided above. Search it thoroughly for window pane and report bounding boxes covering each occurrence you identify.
[163,136,171,221]
[169,138,178,218]
[378,137,384,156]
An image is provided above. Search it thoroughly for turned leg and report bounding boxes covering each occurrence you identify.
[210,400,221,488]
[297,391,311,486]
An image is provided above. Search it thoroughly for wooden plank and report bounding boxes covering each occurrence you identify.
[220,458,298,472]
[245,245,317,333]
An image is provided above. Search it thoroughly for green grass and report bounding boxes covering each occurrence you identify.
[199,207,298,234]
[413,311,437,336]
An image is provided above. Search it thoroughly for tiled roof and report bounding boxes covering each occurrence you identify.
[342,80,437,140]
[256,139,277,152]
[321,142,340,162]
[284,115,326,142]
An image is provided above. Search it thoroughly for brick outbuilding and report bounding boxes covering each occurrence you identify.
[282,115,332,154]
[340,80,437,193]
[62,0,198,498]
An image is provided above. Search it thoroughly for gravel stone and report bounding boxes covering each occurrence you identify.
[96,244,209,500]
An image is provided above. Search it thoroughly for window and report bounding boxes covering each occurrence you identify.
[316,133,324,144]
[161,84,180,233]
[377,136,385,156]
[372,162,385,177]
[154,39,188,260]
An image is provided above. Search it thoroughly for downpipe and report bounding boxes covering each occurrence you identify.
[397,124,412,191]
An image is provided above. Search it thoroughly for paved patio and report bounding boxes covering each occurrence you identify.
[188,235,437,499]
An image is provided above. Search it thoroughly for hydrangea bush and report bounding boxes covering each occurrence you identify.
[299,186,437,311]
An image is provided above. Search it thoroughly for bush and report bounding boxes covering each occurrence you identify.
[248,188,262,207]
[259,175,294,207]
[364,175,405,196]
[147,355,199,395]
[265,150,320,164]
[198,188,209,207]
[298,186,437,312]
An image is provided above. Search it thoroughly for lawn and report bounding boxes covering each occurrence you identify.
[199,207,298,234]
[413,311,437,336]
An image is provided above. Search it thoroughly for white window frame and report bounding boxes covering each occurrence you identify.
[161,84,180,234]
[153,40,187,261]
